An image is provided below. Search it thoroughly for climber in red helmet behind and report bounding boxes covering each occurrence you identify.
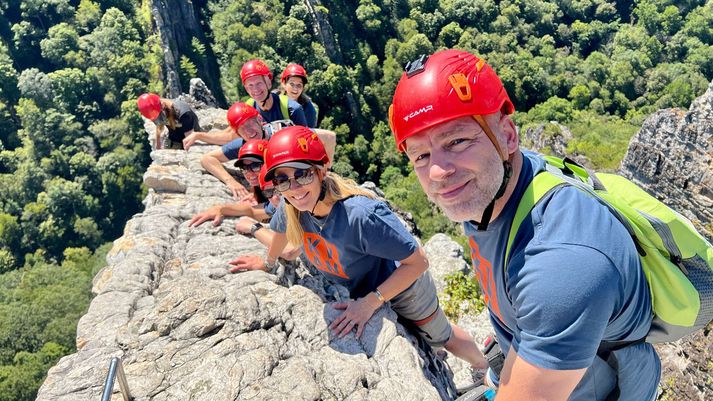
[241,59,309,127]
[137,93,204,150]
[390,49,659,401]
[230,126,489,376]
[278,63,318,128]
[181,100,267,151]
[199,102,336,201]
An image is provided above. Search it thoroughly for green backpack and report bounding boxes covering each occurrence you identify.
[245,94,290,121]
[506,155,713,343]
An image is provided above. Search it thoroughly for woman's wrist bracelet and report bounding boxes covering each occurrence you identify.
[263,258,278,273]
[373,288,386,303]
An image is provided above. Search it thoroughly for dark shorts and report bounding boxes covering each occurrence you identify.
[390,271,452,348]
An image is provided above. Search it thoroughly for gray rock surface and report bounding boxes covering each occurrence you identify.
[423,234,469,294]
[619,81,713,241]
[521,121,573,158]
[189,78,219,108]
[149,0,226,105]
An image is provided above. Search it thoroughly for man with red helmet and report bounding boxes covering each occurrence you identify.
[278,63,318,128]
[390,50,659,401]
[137,93,203,150]
[241,59,309,127]
[182,102,265,151]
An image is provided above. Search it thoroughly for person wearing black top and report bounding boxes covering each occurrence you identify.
[137,93,203,149]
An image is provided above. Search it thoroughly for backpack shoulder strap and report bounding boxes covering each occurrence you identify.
[279,95,290,120]
[505,158,643,270]
[504,171,567,269]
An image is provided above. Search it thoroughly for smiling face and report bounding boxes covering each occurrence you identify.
[404,115,514,222]
[282,76,305,100]
[237,117,264,140]
[241,160,262,187]
[273,166,320,211]
[244,75,270,102]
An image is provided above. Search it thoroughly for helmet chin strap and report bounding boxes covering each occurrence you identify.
[470,161,512,231]
[310,174,327,215]
[259,81,271,108]
[468,115,512,231]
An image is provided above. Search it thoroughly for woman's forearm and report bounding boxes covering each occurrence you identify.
[374,247,429,301]
[266,232,288,264]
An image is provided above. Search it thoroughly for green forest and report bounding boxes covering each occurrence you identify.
[0,0,711,399]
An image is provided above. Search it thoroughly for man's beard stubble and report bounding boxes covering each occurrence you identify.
[427,161,504,223]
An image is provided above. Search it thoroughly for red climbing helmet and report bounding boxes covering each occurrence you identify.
[263,126,328,181]
[236,139,268,166]
[389,49,514,151]
[240,59,273,84]
[281,63,308,83]
[258,164,271,190]
[227,102,259,130]
[137,93,162,120]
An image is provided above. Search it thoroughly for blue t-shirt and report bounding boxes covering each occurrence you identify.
[271,196,418,298]
[220,138,244,160]
[263,200,277,216]
[464,151,659,401]
[251,93,308,127]
[220,130,275,160]
[302,98,318,128]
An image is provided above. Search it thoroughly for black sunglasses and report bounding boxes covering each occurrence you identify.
[240,162,263,173]
[272,168,316,192]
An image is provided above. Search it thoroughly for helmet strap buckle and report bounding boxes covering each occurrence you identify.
[297,137,309,152]
[449,74,472,101]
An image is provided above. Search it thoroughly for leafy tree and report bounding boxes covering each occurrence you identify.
[356,0,384,33]
[527,96,575,122]
[16,99,83,159]
[439,0,498,31]
[75,0,102,33]
[276,17,313,64]
[437,21,463,48]
[569,84,592,109]
[394,33,434,66]
[17,69,53,109]
[40,23,80,67]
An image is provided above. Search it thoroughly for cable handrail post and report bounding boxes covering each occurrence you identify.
[100,357,134,401]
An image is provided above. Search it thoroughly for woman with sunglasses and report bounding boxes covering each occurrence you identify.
[137,93,203,150]
[278,64,318,128]
[189,140,280,227]
[230,126,487,371]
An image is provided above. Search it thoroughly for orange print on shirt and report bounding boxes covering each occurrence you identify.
[303,233,349,279]
[469,237,503,321]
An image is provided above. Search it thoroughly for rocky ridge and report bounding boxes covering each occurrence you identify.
[36,103,486,401]
[619,81,713,241]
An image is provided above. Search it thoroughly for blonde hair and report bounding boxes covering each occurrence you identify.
[284,170,376,246]
[163,100,180,130]
[153,99,180,132]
